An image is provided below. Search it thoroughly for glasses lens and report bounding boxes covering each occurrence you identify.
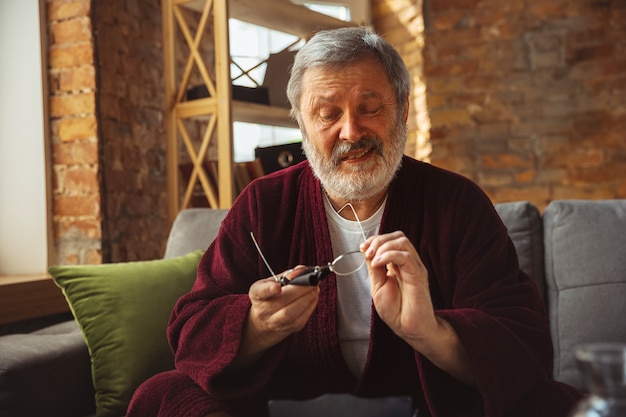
[331,251,365,276]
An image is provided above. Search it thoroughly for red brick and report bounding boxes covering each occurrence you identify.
[85,249,103,265]
[52,141,98,165]
[47,0,91,21]
[464,75,494,90]
[482,153,532,169]
[430,0,477,13]
[58,116,97,142]
[105,170,139,194]
[51,17,92,44]
[98,72,128,97]
[568,44,614,64]
[50,92,95,117]
[569,149,605,168]
[535,168,568,185]
[528,33,563,52]
[425,60,479,77]
[542,145,605,168]
[570,163,626,183]
[97,94,121,121]
[489,186,552,208]
[530,3,568,19]
[431,11,467,31]
[478,171,514,187]
[515,169,537,183]
[54,194,101,217]
[474,3,524,26]
[65,167,99,194]
[63,253,80,265]
[58,66,96,92]
[48,43,94,68]
[57,219,102,240]
[429,108,473,127]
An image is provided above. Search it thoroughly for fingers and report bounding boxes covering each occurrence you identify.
[248,272,320,336]
[361,230,406,256]
[249,265,314,299]
[249,277,282,301]
[360,232,437,345]
[361,231,417,268]
[361,231,430,291]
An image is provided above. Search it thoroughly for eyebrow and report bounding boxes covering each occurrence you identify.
[314,90,384,104]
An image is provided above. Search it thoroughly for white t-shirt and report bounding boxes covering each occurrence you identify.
[323,196,385,377]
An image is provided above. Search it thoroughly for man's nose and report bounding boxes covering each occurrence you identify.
[338,113,366,142]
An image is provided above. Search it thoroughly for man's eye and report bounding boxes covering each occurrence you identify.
[320,113,339,122]
[361,106,381,115]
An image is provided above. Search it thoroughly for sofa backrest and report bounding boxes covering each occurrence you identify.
[168,204,547,287]
[543,199,626,389]
[494,201,546,303]
[164,208,228,258]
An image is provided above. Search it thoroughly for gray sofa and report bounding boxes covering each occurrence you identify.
[1,199,625,417]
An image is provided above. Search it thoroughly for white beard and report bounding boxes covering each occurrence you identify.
[301,118,406,202]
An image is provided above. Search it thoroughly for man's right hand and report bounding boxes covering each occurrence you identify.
[231,274,320,369]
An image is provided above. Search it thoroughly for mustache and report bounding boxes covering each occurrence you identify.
[331,136,384,165]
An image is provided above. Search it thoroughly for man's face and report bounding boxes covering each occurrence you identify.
[299,56,407,202]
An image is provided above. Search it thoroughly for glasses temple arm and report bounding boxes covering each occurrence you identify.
[336,202,367,242]
[250,232,279,281]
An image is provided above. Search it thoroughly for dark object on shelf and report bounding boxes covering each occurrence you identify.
[262,48,297,108]
[186,84,270,105]
[255,142,306,174]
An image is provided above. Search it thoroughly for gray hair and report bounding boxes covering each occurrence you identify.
[286,27,411,125]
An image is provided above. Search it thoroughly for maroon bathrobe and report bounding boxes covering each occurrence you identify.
[128,156,580,417]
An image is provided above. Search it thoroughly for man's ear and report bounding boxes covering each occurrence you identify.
[403,98,409,123]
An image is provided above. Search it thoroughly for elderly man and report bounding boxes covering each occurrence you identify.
[128,27,580,417]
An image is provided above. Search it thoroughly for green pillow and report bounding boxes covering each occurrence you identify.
[50,250,203,417]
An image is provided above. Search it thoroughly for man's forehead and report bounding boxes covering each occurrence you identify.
[300,63,392,101]
[302,57,385,78]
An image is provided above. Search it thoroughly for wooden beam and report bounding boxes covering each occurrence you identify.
[214,0,234,207]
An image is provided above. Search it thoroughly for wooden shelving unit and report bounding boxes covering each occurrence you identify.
[162,0,353,220]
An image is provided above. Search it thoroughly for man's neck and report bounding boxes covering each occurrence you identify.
[325,189,388,221]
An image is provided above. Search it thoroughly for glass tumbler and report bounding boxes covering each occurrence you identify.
[569,343,626,417]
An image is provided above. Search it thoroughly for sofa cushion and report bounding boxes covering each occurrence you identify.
[494,201,545,302]
[0,320,95,417]
[49,250,203,417]
[543,199,626,389]
[164,208,228,258]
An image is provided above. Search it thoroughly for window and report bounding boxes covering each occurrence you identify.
[229,0,369,162]
[0,0,50,276]
[229,19,303,162]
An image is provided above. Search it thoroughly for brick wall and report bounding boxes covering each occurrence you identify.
[48,0,102,265]
[93,0,168,261]
[47,0,625,266]
[419,0,626,209]
[371,0,431,161]
[47,0,168,264]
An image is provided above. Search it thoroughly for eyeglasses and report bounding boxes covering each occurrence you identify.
[251,202,367,286]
